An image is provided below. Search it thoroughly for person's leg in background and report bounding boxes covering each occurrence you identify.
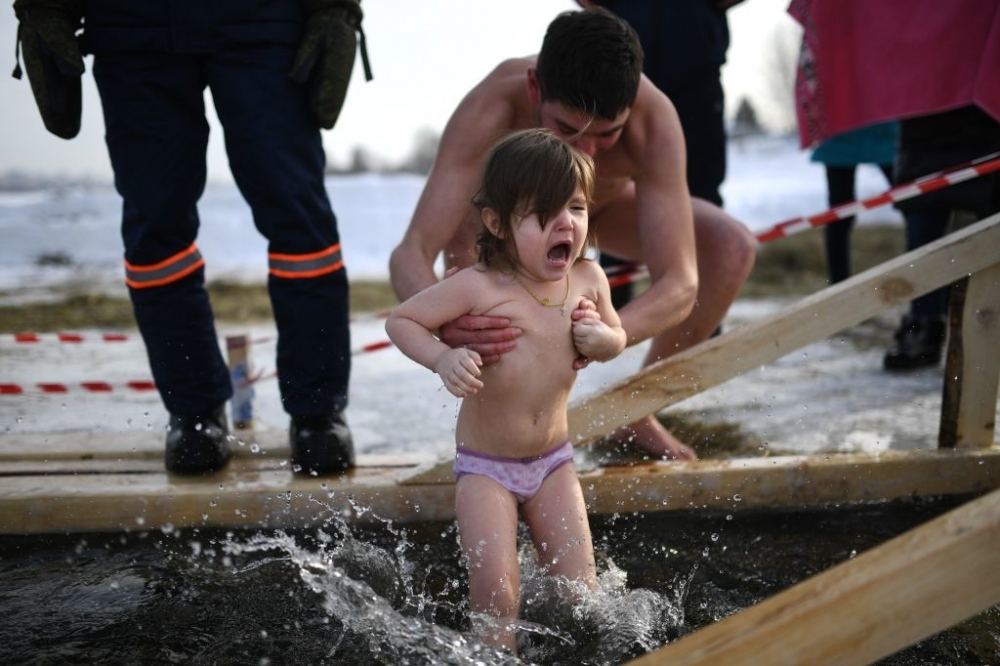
[822,165,857,284]
[885,106,1000,371]
[208,43,354,474]
[93,52,234,474]
[883,207,950,370]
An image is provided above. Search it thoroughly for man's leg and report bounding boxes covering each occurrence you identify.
[93,52,233,474]
[594,195,755,459]
[207,44,353,474]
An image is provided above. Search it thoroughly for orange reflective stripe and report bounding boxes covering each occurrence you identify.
[268,243,344,279]
[124,243,204,289]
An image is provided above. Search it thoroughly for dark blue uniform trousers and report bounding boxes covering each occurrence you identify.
[93,44,351,418]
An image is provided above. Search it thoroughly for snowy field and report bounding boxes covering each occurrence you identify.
[0,135,903,294]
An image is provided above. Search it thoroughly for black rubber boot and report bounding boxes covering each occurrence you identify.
[883,315,946,371]
[165,405,231,474]
[290,411,355,476]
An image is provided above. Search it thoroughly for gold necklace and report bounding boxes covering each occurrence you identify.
[512,272,571,316]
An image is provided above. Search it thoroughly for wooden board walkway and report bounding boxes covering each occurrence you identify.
[2,427,999,534]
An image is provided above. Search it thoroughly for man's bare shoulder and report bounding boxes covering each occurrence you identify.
[474,56,537,93]
[447,57,536,139]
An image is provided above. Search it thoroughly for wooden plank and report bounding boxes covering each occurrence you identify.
[569,213,1000,444]
[580,449,1000,514]
[626,487,1000,666]
[3,449,998,534]
[940,263,1000,448]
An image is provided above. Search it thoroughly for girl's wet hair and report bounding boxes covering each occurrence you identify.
[472,129,596,273]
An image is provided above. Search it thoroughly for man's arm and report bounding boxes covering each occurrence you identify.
[618,85,699,345]
[388,116,484,303]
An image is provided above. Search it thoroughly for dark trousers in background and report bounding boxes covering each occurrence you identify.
[822,163,893,284]
[597,0,729,305]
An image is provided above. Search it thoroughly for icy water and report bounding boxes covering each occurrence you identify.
[1,495,997,665]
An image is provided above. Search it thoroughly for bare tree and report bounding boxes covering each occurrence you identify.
[396,127,440,175]
[731,96,764,139]
[347,145,378,174]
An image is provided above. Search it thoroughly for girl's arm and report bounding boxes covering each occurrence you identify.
[385,269,485,396]
[571,262,627,363]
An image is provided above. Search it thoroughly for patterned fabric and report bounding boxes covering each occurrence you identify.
[454,441,575,503]
[788,0,1000,149]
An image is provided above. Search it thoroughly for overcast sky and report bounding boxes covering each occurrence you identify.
[0,0,796,181]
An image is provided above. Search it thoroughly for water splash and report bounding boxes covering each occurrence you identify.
[518,546,687,664]
[213,506,685,665]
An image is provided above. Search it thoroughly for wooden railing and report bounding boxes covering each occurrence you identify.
[403,212,1000,485]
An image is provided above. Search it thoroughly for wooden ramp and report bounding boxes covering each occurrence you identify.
[627,487,1000,666]
[2,213,1000,535]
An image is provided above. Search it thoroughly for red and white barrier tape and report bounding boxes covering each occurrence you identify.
[0,340,400,395]
[8,332,132,344]
[0,380,157,395]
[755,152,1000,243]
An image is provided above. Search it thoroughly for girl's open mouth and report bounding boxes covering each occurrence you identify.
[547,242,572,265]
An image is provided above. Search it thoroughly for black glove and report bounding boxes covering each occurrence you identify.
[11,0,85,140]
[290,0,373,130]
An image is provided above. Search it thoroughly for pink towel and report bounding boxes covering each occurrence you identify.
[789,0,1000,148]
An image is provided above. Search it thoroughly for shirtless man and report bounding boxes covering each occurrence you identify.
[389,7,756,460]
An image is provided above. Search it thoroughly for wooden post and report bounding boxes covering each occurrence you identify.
[626,488,1000,666]
[225,334,254,431]
[939,262,1000,448]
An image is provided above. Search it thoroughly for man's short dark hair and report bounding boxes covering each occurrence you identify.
[536,8,644,120]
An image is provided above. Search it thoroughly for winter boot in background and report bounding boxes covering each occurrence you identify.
[883,314,946,371]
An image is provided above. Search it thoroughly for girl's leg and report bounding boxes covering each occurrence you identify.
[522,464,597,592]
[455,474,521,653]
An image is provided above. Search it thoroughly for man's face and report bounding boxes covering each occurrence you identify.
[536,100,630,159]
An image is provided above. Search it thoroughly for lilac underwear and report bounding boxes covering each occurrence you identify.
[453,441,575,503]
